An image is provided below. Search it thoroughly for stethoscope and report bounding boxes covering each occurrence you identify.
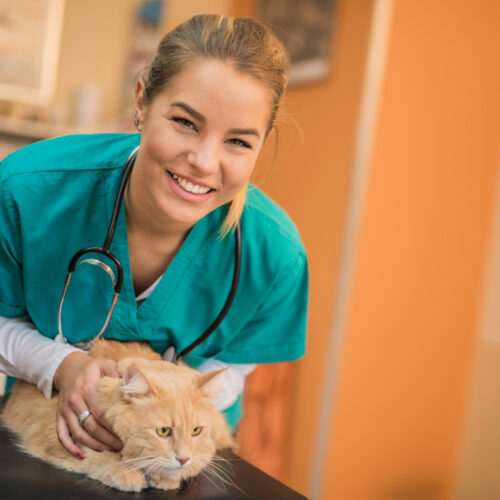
[56,146,241,364]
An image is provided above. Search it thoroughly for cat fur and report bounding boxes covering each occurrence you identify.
[1,339,234,492]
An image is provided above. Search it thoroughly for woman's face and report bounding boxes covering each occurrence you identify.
[133,59,272,231]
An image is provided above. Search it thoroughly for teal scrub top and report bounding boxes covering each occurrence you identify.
[0,134,308,428]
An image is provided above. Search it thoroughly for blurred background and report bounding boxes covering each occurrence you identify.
[1,0,499,499]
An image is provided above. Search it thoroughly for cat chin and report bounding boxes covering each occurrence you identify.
[161,465,185,472]
[147,461,203,485]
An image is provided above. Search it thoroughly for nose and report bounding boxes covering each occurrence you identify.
[176,456,191,466]
[187,138,219,174]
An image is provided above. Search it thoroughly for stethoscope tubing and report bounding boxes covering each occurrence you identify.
[177,222,241,359]
[102,145,139,252]
[64,146,139,291]
[57,145,242,361]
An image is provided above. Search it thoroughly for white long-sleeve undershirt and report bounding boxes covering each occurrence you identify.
[0,279,255,410]
[0,315,81,398]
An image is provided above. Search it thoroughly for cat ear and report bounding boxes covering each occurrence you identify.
[121,365,151,398]
[197,368,227,398]
[197,368,227,389]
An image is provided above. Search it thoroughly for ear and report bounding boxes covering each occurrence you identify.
[121,365,150,398]
[134,78,147,123]
[197,368,227,398]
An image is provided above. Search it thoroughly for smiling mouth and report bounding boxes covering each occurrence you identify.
[167,171,214,195]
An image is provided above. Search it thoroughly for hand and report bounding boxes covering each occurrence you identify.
[53,351,123,458]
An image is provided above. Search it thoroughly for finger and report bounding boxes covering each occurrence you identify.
[65,411,111,452]
[82,415,122,451]
[72,394,121,450]
[66,390,86,417]
[56,412,85,459]
[85,389,121,441]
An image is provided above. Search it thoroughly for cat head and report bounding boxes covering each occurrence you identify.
[98,357,233,479]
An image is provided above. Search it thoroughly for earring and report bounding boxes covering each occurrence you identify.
[134,114,141,129]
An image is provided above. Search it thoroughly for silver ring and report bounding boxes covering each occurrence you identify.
[78,410,91,427]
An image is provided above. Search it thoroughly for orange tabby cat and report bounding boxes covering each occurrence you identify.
[1,339,233,492]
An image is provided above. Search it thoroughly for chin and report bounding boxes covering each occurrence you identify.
[159,204,211,228]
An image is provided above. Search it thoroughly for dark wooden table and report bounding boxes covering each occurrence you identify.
[0,424,308,499]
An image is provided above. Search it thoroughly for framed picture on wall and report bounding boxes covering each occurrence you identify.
[0,0,65,105]
[258,0,336,86]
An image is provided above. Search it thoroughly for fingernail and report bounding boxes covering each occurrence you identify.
[77,452,85,460]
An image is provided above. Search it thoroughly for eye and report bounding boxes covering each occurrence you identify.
[192,426,203,436]
[227,138,252,149]
[173,116,197,131]
[156,426,172,437]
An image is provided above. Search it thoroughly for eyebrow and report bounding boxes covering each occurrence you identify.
[171,102,205,123]
[229,127,261,139]
[170,101,261,139]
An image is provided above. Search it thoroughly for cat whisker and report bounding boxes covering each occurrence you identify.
[201,464,244,495]
[210,454,237,471]
[120,456,166,476]
[104,462,139,478]
[137,456,176,477]
[198,457,245,496]
[195,454,212,466]
[121,455,158,465]
[204,461,235,486]
[122,456,160,466]
[120,462,150,474]
[197,453,236,476]
[144,460,165,475]
[200,465,229,493]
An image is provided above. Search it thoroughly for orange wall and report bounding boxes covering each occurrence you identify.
[231,0,373,494]
[235,0,375,493]
[281,1,374,492]
[322,1,500,498]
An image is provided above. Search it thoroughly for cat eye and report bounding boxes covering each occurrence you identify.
[156,426,172,437]
[192,426,203,436]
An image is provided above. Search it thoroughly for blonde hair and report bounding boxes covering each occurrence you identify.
[142,14,290,236]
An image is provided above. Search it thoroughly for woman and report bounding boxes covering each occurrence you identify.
[0,15,308,460]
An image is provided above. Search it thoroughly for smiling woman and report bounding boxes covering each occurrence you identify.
[0,13,308,479]
[128,59,271,234]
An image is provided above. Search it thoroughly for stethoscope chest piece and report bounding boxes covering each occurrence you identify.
[162,345,178,364]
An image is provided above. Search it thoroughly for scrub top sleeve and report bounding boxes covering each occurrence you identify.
[222,248,309,363]
[0,167,26,317]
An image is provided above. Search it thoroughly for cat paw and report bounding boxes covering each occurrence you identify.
[148,475,181,490]
[108,469,148,492]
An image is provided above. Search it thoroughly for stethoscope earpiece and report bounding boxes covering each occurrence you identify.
[162,345,178,364]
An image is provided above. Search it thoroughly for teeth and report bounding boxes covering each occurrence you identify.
[171,173,211,194]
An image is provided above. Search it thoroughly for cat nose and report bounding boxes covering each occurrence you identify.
[176,456,191,466]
